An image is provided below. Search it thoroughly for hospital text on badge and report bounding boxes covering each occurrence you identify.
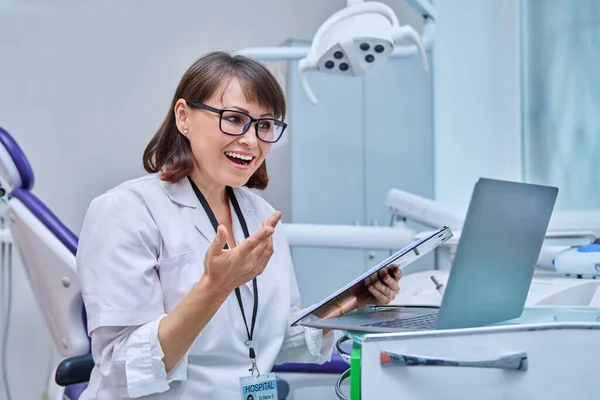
[243,381,276,393]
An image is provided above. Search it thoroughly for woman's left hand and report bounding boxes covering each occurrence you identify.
[314,265,403,321]
[359,265,402,307]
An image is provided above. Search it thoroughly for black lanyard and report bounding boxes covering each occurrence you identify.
[188,177,259,374]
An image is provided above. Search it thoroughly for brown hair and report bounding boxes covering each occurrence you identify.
[142,50,286,190]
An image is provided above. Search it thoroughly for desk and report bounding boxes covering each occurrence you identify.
[335,306,600,400]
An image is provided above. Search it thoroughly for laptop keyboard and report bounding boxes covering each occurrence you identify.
[364,312,438,330]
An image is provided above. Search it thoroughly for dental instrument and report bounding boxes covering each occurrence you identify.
[551,245,600,276]
[430,275,444,297]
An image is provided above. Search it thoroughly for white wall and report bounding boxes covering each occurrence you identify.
[0,1,423,399]
[433,0,522,212]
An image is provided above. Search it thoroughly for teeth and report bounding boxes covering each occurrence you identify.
[225,152,254,161]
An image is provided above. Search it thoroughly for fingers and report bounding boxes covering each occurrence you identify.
[263,211,282,231]
[368,273,400,304]
[254,212,280,267]
[260,213,276,251]
[364,264,400,287]
[390,265,402,281]
[367,283,392,304]
[382,272,399,293]
[207,224,228,258]
[364,271,379,286]
[255,236,274,269]
[236,225,274,254]
[236,211,281,255]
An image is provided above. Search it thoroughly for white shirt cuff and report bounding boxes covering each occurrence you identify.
[125,316,188,397]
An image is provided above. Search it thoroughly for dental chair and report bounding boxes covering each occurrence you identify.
[0,127,348,400]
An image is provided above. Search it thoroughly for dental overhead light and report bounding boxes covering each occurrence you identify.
[237,0,436,105]
[297,0,433,104]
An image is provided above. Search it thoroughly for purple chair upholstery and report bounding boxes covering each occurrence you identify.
[64,383,88,400]
[0,127,34,191]
[10,188,78,254]
[0,129,77,255]
[0,127,348,399]
[273,353,349,374]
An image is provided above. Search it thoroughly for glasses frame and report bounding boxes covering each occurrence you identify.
[185,100,287,143]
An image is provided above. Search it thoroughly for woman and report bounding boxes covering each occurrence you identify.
[76,50,402,399]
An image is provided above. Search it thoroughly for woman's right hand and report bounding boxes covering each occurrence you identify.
[202,211,282,293]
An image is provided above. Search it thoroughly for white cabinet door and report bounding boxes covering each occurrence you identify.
[363,54,437,273]
[288,60,367,306]
[284,49,437,306]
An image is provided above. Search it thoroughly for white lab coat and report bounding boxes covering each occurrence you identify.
[76,173,335,399]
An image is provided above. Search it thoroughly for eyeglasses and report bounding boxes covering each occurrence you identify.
[186,101,287,143]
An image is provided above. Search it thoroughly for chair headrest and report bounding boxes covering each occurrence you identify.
[0,127,35,192]
[10,188,78,255]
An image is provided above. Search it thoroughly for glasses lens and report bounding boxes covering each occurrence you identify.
[220,111,252,135]
[220,111,284,142]
[256,119,284,143]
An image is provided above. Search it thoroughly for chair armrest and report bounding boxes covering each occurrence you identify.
[272,352,349,374]
[55,353,95,386]
[55,352,291,399]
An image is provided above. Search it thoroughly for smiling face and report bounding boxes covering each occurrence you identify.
[143,51,286,189]
[174,78,273,189]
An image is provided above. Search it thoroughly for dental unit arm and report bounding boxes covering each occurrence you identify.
[385,188,464,230]
[285,187,597,276]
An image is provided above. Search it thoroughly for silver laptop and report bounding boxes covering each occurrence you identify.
[296,178,559,333]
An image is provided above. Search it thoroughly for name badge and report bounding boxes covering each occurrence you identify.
[240,372,279,400]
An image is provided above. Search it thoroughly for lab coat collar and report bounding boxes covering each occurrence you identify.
[164,177,255,244]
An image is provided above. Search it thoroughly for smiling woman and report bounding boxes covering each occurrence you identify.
[75,50,402,400]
